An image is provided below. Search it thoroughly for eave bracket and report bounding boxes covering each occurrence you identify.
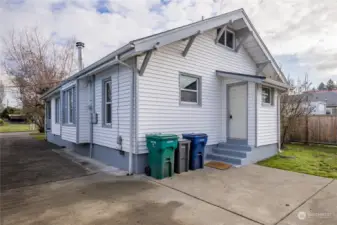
[182,31,200,57]
[138,50,153,76]
[256,60,270,75]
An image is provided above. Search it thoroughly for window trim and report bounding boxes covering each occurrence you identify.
[216,28,236,50]
[225,29,235,50]
[179,73,202,106]
[62,86,76,126]
[55,97,60,124]
[261,86,273,106]
[68,88,74,124]
[102,78,112,127]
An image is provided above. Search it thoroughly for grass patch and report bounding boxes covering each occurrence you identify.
[29,132,46,141]
[258,144,337,179]
[0,123,34,133]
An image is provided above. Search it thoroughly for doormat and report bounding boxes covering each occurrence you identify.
[205,161,232,170]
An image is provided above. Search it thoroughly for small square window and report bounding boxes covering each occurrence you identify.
[226,30,235,49]
[216,28,235,49]
[262,86,273,105]
[180,74,201,105]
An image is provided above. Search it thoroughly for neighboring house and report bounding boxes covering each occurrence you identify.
[41,9,289,174]
[310,101,327,115]
[305,90,337,115]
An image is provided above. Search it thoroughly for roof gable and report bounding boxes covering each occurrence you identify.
[130,8,287,84]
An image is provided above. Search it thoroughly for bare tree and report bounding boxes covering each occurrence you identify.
[280,78,315,147]
[1,28,75,132]
[0,80,5,111]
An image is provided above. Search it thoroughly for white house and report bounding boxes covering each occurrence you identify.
[42,9,289,174]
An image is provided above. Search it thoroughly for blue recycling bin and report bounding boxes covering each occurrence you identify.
[182,133,208,170]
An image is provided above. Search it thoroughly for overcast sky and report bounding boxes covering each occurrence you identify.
[1,0,336,107]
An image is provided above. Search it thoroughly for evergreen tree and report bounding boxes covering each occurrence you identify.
[317,82,326,90]
[326,79,336,90]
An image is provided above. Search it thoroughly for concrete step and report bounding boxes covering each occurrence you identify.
[206,153,243,165]
[218,142,251,151]
[212,147,248,158]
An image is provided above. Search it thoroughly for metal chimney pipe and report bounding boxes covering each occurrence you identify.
[76,41,85,70]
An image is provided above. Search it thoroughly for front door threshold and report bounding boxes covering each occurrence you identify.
[226,138,248,145]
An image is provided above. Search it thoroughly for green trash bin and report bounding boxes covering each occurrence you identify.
[146,134,179,179]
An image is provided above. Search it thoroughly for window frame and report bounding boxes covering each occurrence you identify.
[102,78,112,127]
[261,86,273,105]
[55,97,60,124]
[216,28,236,50]
[68,88,74,124]
[179,73,202,106]
[62,86,76,126]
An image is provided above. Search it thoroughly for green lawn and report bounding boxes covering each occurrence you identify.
[258,144,337,179]
[29,132,46,141]
[0,123,34,133]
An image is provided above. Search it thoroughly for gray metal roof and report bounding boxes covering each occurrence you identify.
[305,91,337,107]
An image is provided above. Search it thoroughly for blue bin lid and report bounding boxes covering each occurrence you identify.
[182,133,208,138]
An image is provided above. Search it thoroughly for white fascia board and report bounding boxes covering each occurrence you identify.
[132,10,243,52]
[263,78,290,90]
[216,71,265,83]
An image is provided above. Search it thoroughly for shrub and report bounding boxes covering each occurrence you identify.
[0,118,4,126]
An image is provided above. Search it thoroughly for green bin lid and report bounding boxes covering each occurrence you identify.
[146,134,178,140]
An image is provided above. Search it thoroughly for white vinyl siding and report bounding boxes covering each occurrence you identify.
[137,29,256,153]
[61,80,77,143]
[257,84,278,146]
[78,79,90,143]
[51,96,60,135]
[93,64,132,152]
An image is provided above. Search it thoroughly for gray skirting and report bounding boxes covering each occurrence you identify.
[47,131,147,174]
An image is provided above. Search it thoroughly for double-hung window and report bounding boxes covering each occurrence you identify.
[103,79,112,126]
[180,73,201,105]
[63,86,76,124]
[55,97,60,124]
[216,28,235,50]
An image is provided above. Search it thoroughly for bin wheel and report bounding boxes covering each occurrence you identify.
[145,166,151,176]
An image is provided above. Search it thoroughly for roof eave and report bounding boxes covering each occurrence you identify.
[41,43,135,100]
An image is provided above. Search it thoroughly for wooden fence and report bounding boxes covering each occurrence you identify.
[287,115,337,144]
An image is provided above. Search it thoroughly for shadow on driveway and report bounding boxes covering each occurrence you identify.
[0,132,87,192]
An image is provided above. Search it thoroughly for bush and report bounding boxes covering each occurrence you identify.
[0,119,4,126]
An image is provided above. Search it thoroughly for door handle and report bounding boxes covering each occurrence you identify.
[229,114,233,119]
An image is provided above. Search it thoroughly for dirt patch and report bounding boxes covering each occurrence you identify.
[0,133,87,192]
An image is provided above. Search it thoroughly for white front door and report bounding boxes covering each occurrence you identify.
[228,83,247,140]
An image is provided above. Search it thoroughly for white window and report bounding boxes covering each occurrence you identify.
[217,28,235,50]
[63,87,75,124]
[103,79,112,126]
[180,74,201,104]
[68,88,73,123]
[262,86,272,105]
[55,97,60,124]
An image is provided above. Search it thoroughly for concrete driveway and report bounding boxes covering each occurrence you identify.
[1,136,336,225]
[0,132,87,191]
[156,165,336,225]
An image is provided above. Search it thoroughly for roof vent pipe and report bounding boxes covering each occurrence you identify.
[76,41,85,71]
